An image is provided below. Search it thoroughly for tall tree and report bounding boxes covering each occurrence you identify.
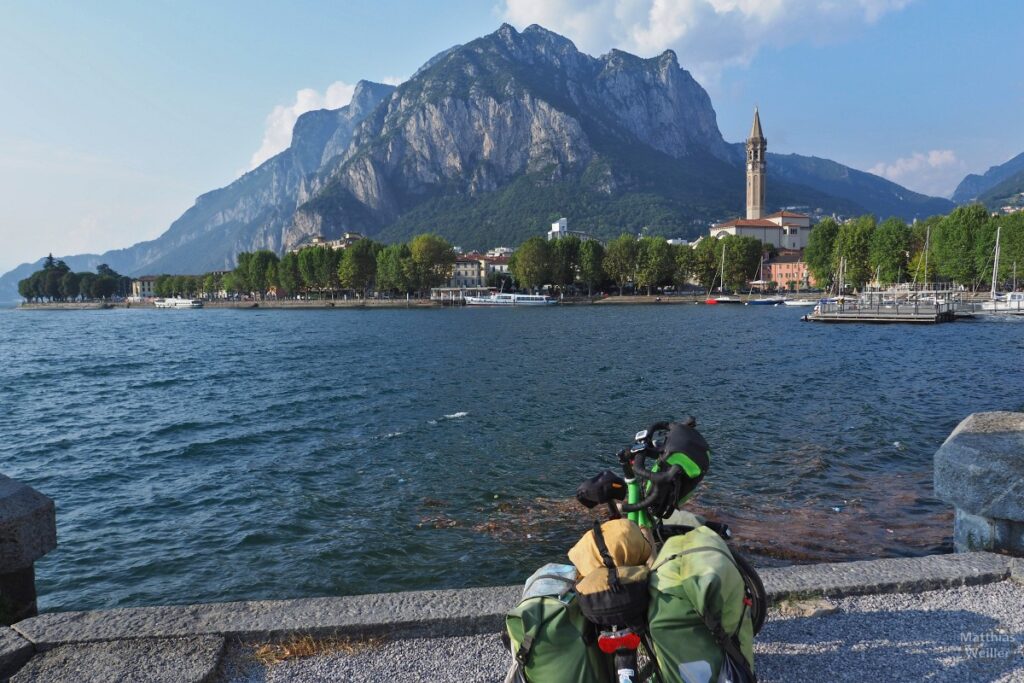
[578,240,605,296]
[933,204,989,288]
[409,234,455,295]
[376,243,412,295]
[805,217,839,287]
[509,237,552,291]
[277,252,302,298]
[869,217,910,285]
[723,235,762,292]
[603,234,638,294]
[338,238,380,297]
[635,236,674,295]
[832,216,876,291]
[692,238,722,291]
[673,244,695,289]
[550,235,581,289]
[59,271,80,301]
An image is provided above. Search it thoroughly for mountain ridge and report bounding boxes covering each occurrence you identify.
[1,23,955,300]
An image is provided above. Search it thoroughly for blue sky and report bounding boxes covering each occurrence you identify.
[1,0,1022,273]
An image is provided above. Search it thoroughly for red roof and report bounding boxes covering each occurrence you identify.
[714,218,779,228]
[769,253,805,264]
[766,210,809,218]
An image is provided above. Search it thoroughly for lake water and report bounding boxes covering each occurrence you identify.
[2,304,1023,612]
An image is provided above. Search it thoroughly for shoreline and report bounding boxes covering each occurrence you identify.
[14,294,824,311]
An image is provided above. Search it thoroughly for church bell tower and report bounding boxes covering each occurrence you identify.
[746,107,766,220]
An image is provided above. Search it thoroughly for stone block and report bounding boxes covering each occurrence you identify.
[0,627,33,680]
[9,636,223,683]
[0,476,56,572]
[954,509,1024,554]
[934,411,1024,522]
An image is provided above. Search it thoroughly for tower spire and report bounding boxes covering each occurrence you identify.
[745,107,767,220]
[750,106,764,140]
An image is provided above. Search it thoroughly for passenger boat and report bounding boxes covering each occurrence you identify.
[154,297,204,309]
[464,292,557,306]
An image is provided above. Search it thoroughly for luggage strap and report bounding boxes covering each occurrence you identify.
[651,544,739,572]
[591,520,623,592]
[699,610,757,683]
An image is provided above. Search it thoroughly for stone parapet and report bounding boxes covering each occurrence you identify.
[934,411,1024,555]
[0,476,57,624]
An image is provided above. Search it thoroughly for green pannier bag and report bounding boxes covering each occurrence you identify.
[504,563,613,683]
[647,526,755,683]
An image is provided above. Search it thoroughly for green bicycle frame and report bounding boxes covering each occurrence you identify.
[623,477,653,528]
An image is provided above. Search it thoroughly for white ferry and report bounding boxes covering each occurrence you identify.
[154,297,204,309]
[464,292,557,306]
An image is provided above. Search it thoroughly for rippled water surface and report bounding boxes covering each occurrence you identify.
[2,305,1023,611]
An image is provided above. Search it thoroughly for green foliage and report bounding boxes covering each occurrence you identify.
[338,238,380,295]
[603,234,638,291]
[578,240,605,295]
[805,216,839,287]
[510,237,552,290]
[869,217,910,285]
[376,243,412,295]
[409,234,456,294]
[833,215,876,290]
[692,237,722,291]
[723,236,762,291]
[673,244,695,288]
[550,235,581,288]
[933,204,990,288]
[635,236,674,294]
[277,252,302,296]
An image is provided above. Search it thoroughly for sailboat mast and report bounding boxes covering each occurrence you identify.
[923,225,930,287]
[991,226,1002,299]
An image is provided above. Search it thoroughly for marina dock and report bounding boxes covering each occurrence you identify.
[807,286,961,324]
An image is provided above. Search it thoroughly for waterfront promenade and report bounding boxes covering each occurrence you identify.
[3,552,1022,681]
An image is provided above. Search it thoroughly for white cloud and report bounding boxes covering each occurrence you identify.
[248,81,357,170]
[501,0,913,82]
[869,149,965,198]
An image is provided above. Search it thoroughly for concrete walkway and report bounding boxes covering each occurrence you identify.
[3,552,1022,682]
[215,581,1024,683]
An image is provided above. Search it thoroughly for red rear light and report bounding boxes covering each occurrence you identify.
[597,630,641,653]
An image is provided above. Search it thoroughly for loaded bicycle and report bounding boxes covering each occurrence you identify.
[573,418,766,683]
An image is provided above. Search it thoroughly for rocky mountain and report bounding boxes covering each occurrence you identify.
[2,23,956,299]
[952,151,1024,203]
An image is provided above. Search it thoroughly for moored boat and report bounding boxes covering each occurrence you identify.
[154,297,204,309]
[464,292,557,306]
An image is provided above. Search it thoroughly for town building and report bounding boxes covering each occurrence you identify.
[446,254,512,288]
[767,251,816,290]
[130,276,158,299]
[547,217,594,241]
[710,110,813,251]
[289,232,365,253]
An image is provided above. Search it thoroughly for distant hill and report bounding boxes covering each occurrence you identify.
[975,168,1024,210]
[952,151,1024,203]
[0,23,956,300]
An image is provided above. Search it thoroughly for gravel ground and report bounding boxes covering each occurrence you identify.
[216,581,1024,682]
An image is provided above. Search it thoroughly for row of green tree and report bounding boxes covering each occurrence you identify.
[152,234,459,300]
[17,256,131,302]
[509,233,763,295]
[804,206,1024,291]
